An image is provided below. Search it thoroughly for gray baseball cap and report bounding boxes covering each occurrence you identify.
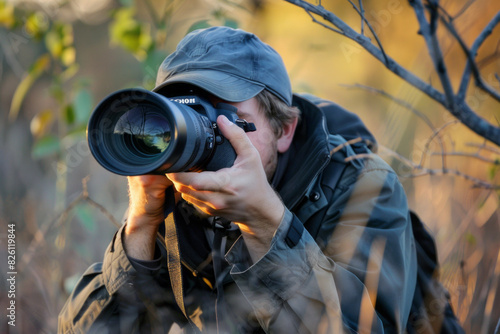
[154,26,292,106]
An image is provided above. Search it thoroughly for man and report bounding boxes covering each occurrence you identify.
[59,26,417,333]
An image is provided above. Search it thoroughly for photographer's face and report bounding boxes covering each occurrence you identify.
[212,97,280,181]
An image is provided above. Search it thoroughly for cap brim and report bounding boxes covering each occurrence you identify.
[153,70,265,102]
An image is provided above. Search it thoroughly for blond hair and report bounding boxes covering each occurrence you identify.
[255,90,301,137]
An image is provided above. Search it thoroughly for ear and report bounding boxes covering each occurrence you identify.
[277,117,299,153]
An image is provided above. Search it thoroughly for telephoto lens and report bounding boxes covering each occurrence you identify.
[87,88,255,175]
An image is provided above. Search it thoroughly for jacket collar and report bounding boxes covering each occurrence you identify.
[275,94,332,210]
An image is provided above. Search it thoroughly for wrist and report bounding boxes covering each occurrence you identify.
[237,198,285,262]
[126,211,164,231]
[124,215,162,261]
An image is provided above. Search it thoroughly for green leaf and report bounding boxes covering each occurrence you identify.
[109,8,152,60]
[25,12,48,39]
[32,135,60,158]
[61,46,76,66]
[45,23,74,65]
[187,20,211,33]
[60,63,80,81]
[63,104,75,125]
[120,26,142,51]
[73,89,93,124]
[488,164,498,181]
[0,2,16,28]
[75,204,96,232]
[110,8,139,49]
[9,54,51,121]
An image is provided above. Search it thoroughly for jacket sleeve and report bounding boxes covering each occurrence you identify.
[226,156,417,333]
[58,224,184,334]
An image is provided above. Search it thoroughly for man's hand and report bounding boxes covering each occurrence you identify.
[124,175,172,260]
[167,115,285,261]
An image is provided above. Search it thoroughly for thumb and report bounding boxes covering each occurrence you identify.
[217,115,255,157]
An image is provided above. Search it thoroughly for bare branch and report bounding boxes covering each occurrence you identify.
[379,146,499,189]
[358,0,365,35]
[345,0,389,65]
[341,84,436,131]
[284,0,500,146]
[476,39,500,68]
[438,11,500,103]
[454,101,500,146]
[453,0,476,20]
[419,120,459,168]
[430,151,500,164]
[284,0,446,101]
[19,177,120,271]
[304,9,344,35]
[341,83,449,168]
[19,193,84,271]
[410,0,455,108]
[466,142,500,155]
[458,11,500,100]
[86,197,121,228]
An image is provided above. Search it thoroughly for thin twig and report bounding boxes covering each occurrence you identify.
[476,39,500,68]
[358,0,365,35]
[458,11,500,100]
[341,84,436,131]
[86,197,121,228]
[19,193,84,271]
[466,142,500,155]
[345,0,389,65]
[410,0,455,109]
[341,83,448,168]
[419,120,459,168]
[439,10,500,103]
[453,0,476,20]
[305,9,344,35]
[379,146,499,189]
[19,177,120,271]
[430,151,500,164]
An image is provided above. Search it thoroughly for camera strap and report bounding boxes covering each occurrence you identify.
[164,192,202,332]
[211,217,233,334]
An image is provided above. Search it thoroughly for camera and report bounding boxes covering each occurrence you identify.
[87,88,256,176]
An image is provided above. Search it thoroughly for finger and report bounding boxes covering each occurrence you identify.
[128,175,171,197]
[167,170,232,192]
[217,115,256,158]
[181,193,217,215]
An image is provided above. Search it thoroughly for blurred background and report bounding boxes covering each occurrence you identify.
[0,0,499,332]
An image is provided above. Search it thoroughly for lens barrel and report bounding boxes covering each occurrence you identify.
[87,89,216,175]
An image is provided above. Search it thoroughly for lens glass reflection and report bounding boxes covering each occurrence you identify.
[114,106,171,156]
